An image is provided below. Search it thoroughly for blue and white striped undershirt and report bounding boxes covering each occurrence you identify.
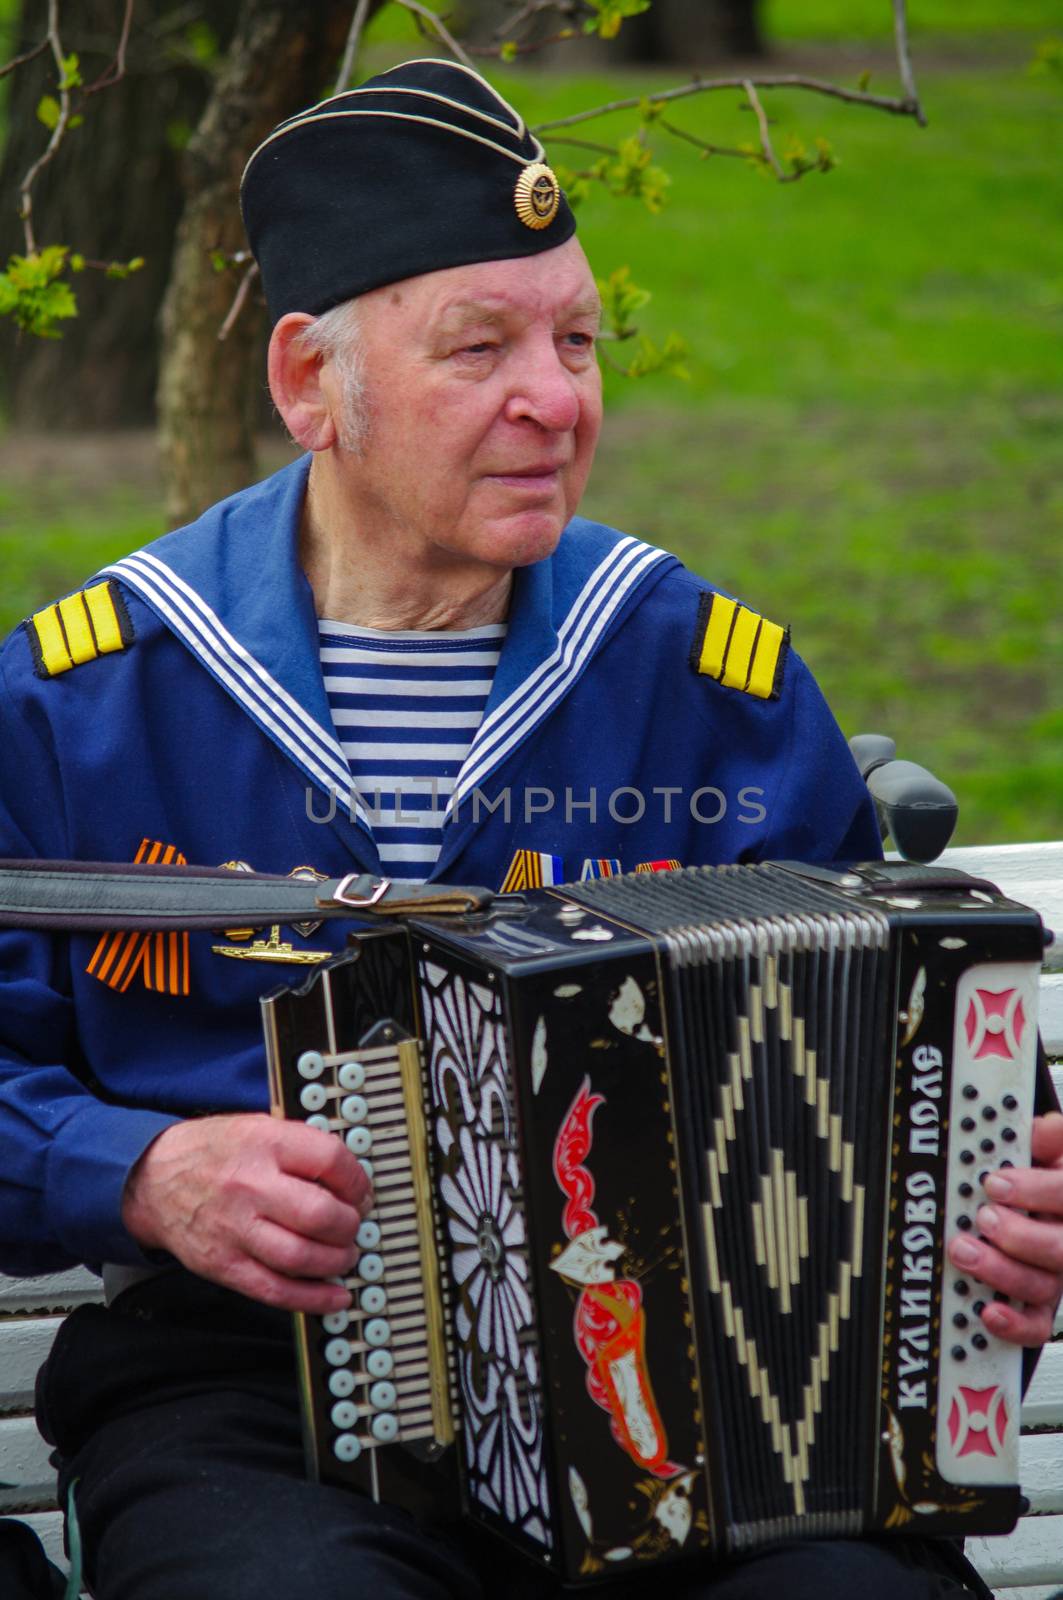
[319,618,506,881]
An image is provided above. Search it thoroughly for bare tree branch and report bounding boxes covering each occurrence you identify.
[493,0,576,40]
[743,79,785,180]
[891,0,926,126]
[542,134,618,156]
[657,119,760,163]
[18,0,74,254]
[335,0,374,95]
[392,0,476,70]
[468,29,579,59]
[83,0,135,96]
[218,261,260,342]
[0,37,49,81]
[535,73,923,137]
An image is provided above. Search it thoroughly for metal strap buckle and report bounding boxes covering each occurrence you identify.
[319,874,392,911]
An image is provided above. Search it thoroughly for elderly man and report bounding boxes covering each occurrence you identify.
[1,57,1060,1600]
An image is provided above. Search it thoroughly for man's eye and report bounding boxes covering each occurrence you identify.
[563,332,596,350]
[462,341,496,355]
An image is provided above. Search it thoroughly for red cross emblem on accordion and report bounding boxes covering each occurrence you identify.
[947,1385,1010,1460]
[964,987,1028,1062]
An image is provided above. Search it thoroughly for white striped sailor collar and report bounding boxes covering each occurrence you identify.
[100,454,676,856]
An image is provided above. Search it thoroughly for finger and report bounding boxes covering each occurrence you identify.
[260,1172,366,1248]
[975,1202,1063,1278]
[245,1215,360,1282]
[948,1231,1061,1308]
[984,1166,1063,1214]
[1031,1112,1063,1165]
[274,1123,373,1208]
[223,1256,354,1315]
[979,1298,1056,1350]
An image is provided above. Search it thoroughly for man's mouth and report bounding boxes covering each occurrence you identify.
[489,464,566,490]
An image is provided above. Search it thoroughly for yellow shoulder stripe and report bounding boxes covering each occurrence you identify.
[27,580,133,679]
[691,592,788,701]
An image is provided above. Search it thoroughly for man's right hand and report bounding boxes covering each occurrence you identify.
[121,1113,373,1314]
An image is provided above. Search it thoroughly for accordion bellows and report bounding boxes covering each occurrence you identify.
[263,861,1045,1584]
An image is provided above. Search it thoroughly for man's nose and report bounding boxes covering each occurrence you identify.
[505,342,582,432]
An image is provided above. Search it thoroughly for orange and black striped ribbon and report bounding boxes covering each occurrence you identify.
[85,839,190,996]
[499,849,564,893]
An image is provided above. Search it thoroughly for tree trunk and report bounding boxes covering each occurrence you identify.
[155,0,365,529]
[614,0,766,66]
[0,0,239,428]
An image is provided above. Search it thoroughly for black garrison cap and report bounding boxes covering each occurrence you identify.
[240,58,576,322]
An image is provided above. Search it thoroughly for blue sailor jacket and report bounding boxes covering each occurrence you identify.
[0,457,879,1275]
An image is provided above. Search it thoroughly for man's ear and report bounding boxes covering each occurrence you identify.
[268,313,338,452]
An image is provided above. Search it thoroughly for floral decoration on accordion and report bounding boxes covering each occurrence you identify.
[881,1405,984,1528]
[441,1127,530,1369]
[419,960,552,1549]
[551,1075,681,1479]
[568,1462,707,1578]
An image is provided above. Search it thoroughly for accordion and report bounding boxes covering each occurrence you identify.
[262,860,1046,1584]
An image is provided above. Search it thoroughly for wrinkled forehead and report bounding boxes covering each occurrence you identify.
[361,238,601,333]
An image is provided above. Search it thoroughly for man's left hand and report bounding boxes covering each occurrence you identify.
[947,1110,1063,1347]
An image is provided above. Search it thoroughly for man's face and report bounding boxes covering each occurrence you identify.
[324,237,603,574]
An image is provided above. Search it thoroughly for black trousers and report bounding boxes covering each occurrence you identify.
[0,1520,66,1600]
[36,1270,993,1600]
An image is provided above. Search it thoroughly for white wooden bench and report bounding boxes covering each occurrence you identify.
[2,843,1061,1594]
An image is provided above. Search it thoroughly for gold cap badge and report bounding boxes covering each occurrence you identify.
[514,162,560,231]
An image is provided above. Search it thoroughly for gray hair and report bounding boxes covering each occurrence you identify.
[294,298,369,454]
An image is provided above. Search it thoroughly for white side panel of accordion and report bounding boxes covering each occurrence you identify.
[294,1035,455,1471]
[936,961,1041,1486]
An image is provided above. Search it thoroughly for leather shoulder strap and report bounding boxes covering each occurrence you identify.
[0,859,493,931]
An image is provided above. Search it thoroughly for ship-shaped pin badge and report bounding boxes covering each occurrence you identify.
[212,861,332,965]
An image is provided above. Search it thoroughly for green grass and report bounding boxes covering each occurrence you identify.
[0,488,160,630]
[584,398,1063,844]
[1,38,1061,846]
[765,0,1062,41]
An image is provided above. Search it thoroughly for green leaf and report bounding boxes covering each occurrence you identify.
[814,136,836,172]
[602,135,671,213]
[625,330,690,382]
[59,51,82,90]
[185,21,219,64]
[68,114,84,130]
[625,334,663,378]
[0,248,78,337]
[103,256,147,281]
[1029,36,1063,79]
[500,40,518,62]
[166,118,193,152]
[857,69,872,91]
[36,94,60,130]
[596,264,652,340]
[70,253,85,272]
[583,0,652,41]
